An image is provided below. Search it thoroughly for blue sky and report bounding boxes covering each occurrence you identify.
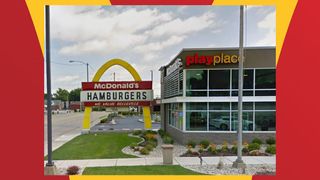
[46,5,275,98]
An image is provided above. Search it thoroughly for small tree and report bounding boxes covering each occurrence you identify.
[69,88,81,101]
[54,88,69,109]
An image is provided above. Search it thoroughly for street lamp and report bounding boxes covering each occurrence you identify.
[44,5,57,175]
[69,60,89,82]
[232,5,246,169]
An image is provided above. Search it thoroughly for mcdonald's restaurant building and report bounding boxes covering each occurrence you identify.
[159,47,276,144]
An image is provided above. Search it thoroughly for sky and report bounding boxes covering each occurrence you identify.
[46,5,275,98]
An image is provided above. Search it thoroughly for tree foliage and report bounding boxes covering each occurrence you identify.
[69,88,81,101]
[54,88,69,101]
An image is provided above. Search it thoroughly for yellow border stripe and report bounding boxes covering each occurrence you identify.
[70,175,251,180]
[213,0,298,65]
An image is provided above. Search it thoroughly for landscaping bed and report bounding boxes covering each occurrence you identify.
[180,137,276,157]
[123,129,178,157]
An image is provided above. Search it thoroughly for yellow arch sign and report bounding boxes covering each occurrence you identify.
[82,59,152,132]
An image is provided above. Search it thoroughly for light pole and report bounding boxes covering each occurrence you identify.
[69,60,89,82]
[232,5,246,169]
[150,70,154,116]
[150,70,153,89]
[44,5,57,175]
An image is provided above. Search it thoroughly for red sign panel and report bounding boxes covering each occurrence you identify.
[84,101,150,107]
[82,81,152,90]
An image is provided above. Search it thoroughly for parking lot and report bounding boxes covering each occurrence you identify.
[90,115,161,132]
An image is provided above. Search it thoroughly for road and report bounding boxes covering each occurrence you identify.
[44,111,107,155]
[90,115,161,132]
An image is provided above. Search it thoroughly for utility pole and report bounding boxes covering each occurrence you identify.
[86,63,89,82]
[113,72,115,81]
[233,5,246,169]
[44,5,57,175]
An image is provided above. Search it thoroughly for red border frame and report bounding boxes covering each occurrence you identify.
[2,0,320,180]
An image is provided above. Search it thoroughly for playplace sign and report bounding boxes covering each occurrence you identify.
[81,81,153,107]
[185,53,240,67]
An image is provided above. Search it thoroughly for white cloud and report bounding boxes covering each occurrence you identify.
[256,11,276,46]
[147,12,216,37]
[55,75,80,83]
[133,35,185,54]
[52,6,221,68]
[52,7,173,56]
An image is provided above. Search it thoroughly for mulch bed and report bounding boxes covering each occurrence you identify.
[180,151,269,157]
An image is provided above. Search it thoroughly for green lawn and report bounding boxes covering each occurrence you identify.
[48,133,141,160]
[82,165,203,175]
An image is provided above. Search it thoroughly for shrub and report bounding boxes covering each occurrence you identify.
[199,140,210,149]
[145,133,157,141]
[66,166,80,175]
[248,143,261,151]
[187,148,192,154]
[100,117,108,123]
[252,138,263,145]
[221,144,229,153]
[139,148,150,155]
[208,144,217,154]
[219,141,229,153]
[242,146,249,153]
[265,145,276,154]
[145,144,154,151]
[158,129,165,137]
[243,141,249,148]
[146,141,157,148]
[145,130,157,135]
[266,137,276,145]
[198,147,204,153]
[133,130,142,136]
[130,143,138,149]
[163,136,174,144]
[187,140,196,148]
[231,145,237,154]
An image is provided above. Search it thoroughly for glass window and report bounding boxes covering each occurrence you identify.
[209,112,230,131]
[255,102,276,110]
[209,91,230,96]
[186,70,207,90]
[255,69,276,89]
[232,102,253,110]
[232,90,253,96]
[186,112,207,131]
[232,69,254,89]
[209,70,230,89]
[167,105,172,125]
[186,102,207,110]
[179,70,183,92]
[231,112,254,131]
[255,90,276,96]
[255,111,276,131]
[209,102,230,110]
[168,103,183,130]
[186,91,207,97]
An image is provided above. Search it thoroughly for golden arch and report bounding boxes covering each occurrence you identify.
[82,59,152,132]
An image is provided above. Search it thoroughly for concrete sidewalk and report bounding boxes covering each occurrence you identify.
[45,156,275,168]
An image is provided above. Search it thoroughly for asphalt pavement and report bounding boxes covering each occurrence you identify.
[90,115,161,132]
